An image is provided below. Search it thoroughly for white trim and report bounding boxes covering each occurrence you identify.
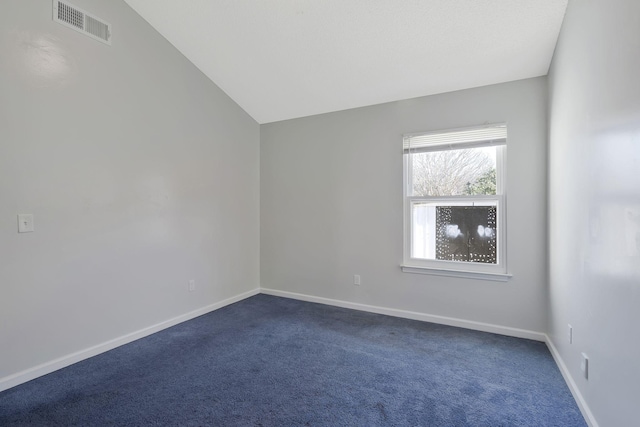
[0,288,260,393]
[260,288,544,341]
[403,136,507,274]
[545,335,599,427]
[401,265,512,281]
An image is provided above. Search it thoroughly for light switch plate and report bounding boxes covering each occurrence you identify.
[18,214,34,233]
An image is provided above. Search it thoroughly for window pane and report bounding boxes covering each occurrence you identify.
[412,202,497,264]
[410,147,497,196]
[411,203,436,259]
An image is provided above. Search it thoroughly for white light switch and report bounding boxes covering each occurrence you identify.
[18,214,34,233]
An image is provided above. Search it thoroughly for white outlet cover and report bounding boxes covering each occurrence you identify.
[18,214,34,233]
[581,353,589,379]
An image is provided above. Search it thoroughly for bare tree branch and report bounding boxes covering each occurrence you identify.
[411,148,495,196]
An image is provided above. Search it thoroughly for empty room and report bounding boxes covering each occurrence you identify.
[1,0,638,425]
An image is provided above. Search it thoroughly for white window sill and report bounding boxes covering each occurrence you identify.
[401,265,512,282]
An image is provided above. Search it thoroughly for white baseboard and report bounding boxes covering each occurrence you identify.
[260,288,546,342]
[0,288,260,393]
[545,335,598,427]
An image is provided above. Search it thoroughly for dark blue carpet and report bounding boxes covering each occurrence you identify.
[1,294,586,426]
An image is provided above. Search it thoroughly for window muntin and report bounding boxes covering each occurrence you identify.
[403,125,507,275]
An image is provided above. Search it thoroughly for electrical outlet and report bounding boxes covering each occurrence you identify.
[188,280,195,292]
[18,214,34,233]
[581,353,589,379]
[353,274,361,286]
[568,324,573,344]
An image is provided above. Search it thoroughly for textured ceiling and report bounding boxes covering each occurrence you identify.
[123,0,568,124]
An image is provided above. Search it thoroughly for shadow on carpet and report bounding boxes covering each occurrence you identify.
[0,294,586,426]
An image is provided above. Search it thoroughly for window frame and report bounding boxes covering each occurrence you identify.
[401,124,511,281]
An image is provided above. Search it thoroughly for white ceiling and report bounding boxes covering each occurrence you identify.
[123,0,568,124]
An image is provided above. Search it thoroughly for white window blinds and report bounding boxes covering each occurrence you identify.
[403,124,507,153]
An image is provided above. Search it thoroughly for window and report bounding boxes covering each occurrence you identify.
[402,124,510,280]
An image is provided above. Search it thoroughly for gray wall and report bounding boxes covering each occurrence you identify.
[0,0,260,382]
[261,77,548,335]
[548,0,640,425]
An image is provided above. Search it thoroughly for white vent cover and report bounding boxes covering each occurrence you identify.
[53,0,111,45]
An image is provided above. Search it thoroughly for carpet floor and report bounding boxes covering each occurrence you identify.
[0,294,586,426]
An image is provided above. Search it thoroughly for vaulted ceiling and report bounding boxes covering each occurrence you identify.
[123,0,568,124]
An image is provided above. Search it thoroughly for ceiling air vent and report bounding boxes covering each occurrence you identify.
[53,0,111,45]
